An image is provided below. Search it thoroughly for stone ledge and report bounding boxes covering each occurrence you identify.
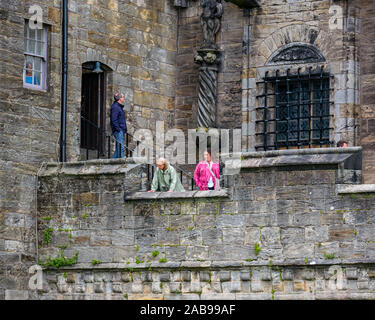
[337,184,375,194]
[40,258,375,271]
[124,189,230,200]
[5,290,29,300]
[38,158,146,177]
[238,147,362,169]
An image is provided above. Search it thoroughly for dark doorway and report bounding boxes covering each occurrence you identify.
[81,63,106,154]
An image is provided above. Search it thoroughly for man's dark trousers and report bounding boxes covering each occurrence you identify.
[110,100,127,158]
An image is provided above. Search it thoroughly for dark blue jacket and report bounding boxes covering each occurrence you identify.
[110,101,127,134]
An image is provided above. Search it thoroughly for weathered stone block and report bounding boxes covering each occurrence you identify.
[5,290,29,300]
[201,228,222,245]
[218,271,231,282]
[135,228,157,245]
[284,243,314,259]
[111,230,134,246]
[222,227,244,244]
[293,211,320,226]
[260,227,281,246]
[185,246,209,260]
[180,230,203,245]
[181,271,191,282]
[198,271,210,282]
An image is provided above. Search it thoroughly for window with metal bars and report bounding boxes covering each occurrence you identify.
[256,67,334,150]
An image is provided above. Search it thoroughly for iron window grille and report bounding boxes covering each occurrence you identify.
[255,66,334,150]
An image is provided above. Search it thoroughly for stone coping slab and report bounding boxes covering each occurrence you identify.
[38,157,146,177]
[40,258,375,271]
[234,147,362,169]
[124,189,230,201]
[337,184,375,194]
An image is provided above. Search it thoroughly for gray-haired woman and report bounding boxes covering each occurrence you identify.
[148,158,185,192]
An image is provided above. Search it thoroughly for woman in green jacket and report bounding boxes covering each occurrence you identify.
[149,158,185,192]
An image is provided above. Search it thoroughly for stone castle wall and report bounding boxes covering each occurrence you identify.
[358,0,375,183]
[1,0,375,300]
[21,148,375,300]
[0,0,179,300]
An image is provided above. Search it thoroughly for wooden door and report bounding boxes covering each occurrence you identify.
[80,72,106,152]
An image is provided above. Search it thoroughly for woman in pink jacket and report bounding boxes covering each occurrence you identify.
[194,149,220,190]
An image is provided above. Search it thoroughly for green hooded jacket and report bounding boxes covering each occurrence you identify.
[151,163,185,192]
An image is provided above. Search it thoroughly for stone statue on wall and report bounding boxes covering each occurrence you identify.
[200,0,223,49]
[194,0,223,128]
[174,0,189,7]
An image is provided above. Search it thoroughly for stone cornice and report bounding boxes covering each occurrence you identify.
[237,147,362,169]
[124,189,230,201]
[337,184,375,194]
[38,158,144,177]
[40,258,375,271]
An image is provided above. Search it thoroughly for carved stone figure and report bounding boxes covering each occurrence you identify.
[194,0,224,128]
[200,0,223,49]
[174,0,189,7]
[194,49,221,128]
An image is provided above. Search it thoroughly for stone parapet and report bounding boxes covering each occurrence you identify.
[124,190,229,201]
[31,156,375,299]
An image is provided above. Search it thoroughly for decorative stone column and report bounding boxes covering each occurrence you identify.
[194,0,224,128]
[194,49,221,128]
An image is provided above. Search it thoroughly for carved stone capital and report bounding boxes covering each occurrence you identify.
[194,49,222,69]
[173,0,188,7]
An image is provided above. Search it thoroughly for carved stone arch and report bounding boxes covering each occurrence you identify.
[266,43,326,66]
[256,24,331,66]
[80,48,117,72]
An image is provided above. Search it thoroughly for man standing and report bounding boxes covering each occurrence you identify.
[110,93,127,158]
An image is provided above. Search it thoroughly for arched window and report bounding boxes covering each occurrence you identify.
[256,44,333,150]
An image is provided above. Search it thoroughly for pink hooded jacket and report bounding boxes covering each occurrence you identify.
[194,161,220,190]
